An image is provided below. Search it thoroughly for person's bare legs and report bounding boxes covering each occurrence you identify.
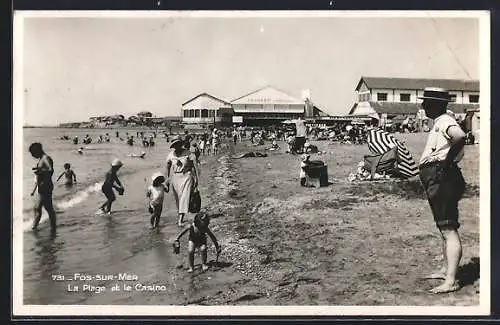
[429,226,462,293]
[425,232,447,279]
[187,241,195,273]
[32,195,43,231]
[200,244,209,271]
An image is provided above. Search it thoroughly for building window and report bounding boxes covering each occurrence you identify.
[194,110,200,118]
[450,94,457,102]
[469,94,479,103]
[201,109,208,118]
[183,110,188,118]
[377,93,388,101]
[400,93,410,102]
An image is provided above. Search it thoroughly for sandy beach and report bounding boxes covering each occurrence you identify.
[22,130,479,306]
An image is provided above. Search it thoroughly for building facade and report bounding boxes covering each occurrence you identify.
[181,86,329,127]
[181,93,233,128]
[230,86,307,126]
[350,77,480,126]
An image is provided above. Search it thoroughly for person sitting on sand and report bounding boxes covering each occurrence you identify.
[96,159,124,215]
[304,142,319,154]
[146,172,169,229]
[174,212,221,273]
[56,163,77,187]
[266,140,280,151]
[73,136,79,145]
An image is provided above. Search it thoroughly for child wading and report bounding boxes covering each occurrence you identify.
[146,172,169,229]
[56,163,77,187]
[96,159,124,215]
[174,212,221,273]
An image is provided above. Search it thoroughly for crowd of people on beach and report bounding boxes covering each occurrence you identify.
[30,86,469,291]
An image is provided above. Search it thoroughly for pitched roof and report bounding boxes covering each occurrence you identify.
[230,85,304,104]
[348,103,358,115]
[355,77,479,92]
[182,93,231,106]
[369,102,476,115]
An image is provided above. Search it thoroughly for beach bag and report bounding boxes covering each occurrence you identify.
[363,147,398,180]
[189,189,201,213]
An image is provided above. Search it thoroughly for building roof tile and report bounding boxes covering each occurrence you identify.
[356,77,479,92]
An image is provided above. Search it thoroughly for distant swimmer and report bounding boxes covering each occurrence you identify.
[56,163,77,187]
[77,147,83,155]
[129,151,146,159]
[83,134,92,145]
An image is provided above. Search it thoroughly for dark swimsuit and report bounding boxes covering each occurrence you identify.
[188,225,207,246]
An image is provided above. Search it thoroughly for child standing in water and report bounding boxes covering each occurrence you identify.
[174,212,221,273]
[56,163,77,187]
[96,159,124,215]
[146,172,169,229]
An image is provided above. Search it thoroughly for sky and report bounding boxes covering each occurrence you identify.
[19,13,480,126]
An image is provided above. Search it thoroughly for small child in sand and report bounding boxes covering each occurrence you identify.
[146,172,169,229]
[56,163,77,187]
[96,159,124,215]
[174,212,221,273]
[300,154,310,186]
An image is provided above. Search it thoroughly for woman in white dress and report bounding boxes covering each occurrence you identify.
[165,135,199,227]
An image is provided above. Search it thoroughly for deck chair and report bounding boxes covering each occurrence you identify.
[363,147,398,180]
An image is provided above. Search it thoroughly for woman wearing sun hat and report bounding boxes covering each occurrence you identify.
[165,135,199,227]
[418,87,467,294]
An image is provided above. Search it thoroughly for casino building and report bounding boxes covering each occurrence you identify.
[181,86,329,127]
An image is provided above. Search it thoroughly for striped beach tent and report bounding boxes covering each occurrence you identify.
[367,129,419,178]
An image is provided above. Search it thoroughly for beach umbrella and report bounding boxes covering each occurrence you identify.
[366,129,419,178]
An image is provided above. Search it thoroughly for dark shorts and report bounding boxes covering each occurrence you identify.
[419,162,466,229]
[149,204,163,216]
[189,231,207,247]
[102,185,116,202]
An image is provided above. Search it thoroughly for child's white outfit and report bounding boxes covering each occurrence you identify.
[147,174,167,228]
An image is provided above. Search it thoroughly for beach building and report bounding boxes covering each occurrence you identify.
[181,86,330,127]
[349,77,480,129]
[181,93,233,128]
[230,86,307,126]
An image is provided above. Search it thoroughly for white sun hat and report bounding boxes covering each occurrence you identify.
[111,158,123,167]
